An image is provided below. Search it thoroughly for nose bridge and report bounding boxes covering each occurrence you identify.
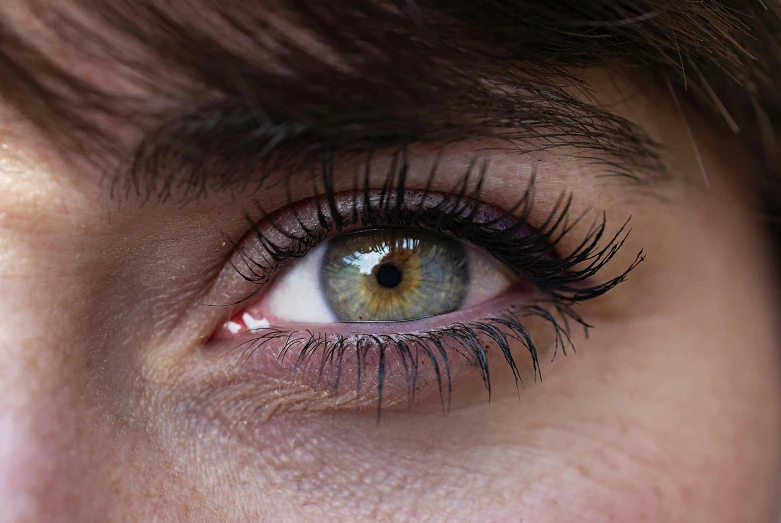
[0,337,90,523]
[0,410,54,522]
[0,135,115,522]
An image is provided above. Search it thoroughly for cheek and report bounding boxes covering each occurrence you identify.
[413,190,781,522]
[542,195,781,521]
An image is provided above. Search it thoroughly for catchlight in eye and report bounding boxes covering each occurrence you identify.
[321,229,471,322]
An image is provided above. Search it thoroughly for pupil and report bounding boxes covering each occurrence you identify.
[376,263,403,289]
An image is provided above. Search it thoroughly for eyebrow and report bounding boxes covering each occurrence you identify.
[0,0,776,201]
[116,86,665,203]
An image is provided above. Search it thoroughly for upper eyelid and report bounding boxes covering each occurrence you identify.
[229,175,640,299]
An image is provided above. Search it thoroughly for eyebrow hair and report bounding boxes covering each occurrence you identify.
[118,83,664,202]
[0,1,779,201]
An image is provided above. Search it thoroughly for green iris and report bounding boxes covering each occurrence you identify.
[319,229,470,322]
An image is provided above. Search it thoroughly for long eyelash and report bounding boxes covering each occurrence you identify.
[226,148,643,418]
[235,149,643,301]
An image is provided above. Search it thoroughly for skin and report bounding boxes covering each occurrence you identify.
[0,18,779,523]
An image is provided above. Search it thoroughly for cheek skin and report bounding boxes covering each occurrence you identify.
[504,194,781,522]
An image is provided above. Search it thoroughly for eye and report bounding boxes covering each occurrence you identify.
[259,228,517,324]
[206,172,641,415]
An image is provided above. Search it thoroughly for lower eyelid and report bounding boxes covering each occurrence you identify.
[204,294,556,415]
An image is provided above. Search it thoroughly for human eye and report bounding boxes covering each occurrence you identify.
[254,227,515,324]
[205,156,641,417]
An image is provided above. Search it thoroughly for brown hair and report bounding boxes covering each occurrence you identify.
[0,1,779,205]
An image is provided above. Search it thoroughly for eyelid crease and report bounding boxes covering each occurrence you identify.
[115,94,666,204]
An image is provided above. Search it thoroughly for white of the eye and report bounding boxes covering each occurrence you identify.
[260,242,338,324]
[460,248,514,308]
[260,238,515,324]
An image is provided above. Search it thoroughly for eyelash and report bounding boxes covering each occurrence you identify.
[222,151,643,419]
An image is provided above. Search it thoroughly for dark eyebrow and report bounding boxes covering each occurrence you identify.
[0,1,779,201]
[117,85,664,202]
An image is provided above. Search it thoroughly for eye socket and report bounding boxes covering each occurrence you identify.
[205,178,640,415]
[258,228,517,324]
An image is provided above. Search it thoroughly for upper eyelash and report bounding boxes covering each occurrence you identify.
[230,150,644,306]
[220,149,643,418]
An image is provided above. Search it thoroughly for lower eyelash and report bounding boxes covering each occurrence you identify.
[223,301,583,422]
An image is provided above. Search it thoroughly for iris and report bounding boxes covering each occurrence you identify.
[320,229,470,321]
